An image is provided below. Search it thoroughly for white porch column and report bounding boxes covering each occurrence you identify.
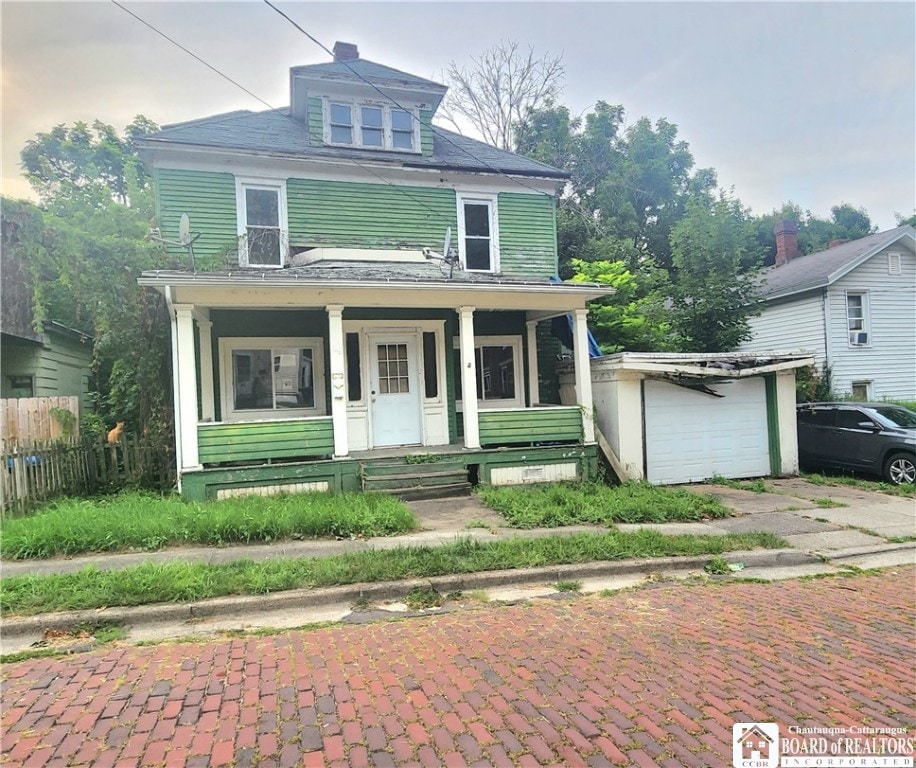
[174,304,200,470]
[196,316,215,422]
[572,308,595,443]
[326,304,349,458]
[458,306,480,449]
[526,320,540,407]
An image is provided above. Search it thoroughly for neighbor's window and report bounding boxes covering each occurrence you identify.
[237,180,286,267]
[846,292,869,346]
[220,338,325,420]
[851,381,870,401]
[459,197,496,272]
[7,375,34,398]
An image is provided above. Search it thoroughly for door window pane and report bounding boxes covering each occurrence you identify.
[377,343,409,395]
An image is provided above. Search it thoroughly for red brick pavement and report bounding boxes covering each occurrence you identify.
[2,568,914,767]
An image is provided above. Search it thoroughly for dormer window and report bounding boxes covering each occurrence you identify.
[324,100,419,152]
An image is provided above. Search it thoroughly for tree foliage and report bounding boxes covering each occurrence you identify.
[6,117,176,442]
[439,40,564,151]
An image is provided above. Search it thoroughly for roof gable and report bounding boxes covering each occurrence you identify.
[289,58,447,94]
[758,225,916,300]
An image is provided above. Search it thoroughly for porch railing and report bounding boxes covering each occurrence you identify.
[478,406,583,447]
[197,417,334,464]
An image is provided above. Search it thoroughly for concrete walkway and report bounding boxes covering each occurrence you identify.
[1,479,913,652]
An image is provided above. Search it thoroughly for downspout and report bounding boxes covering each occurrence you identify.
[821,288,831,378]
[165,286,183,491]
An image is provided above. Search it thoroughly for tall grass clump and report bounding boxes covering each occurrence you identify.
[0,491,416,559]
[0,529,786,616]
[477,482,731,528]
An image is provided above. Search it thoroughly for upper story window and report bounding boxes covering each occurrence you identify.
[236,179,287,268]
[325,100,418,152]
[846,292,869,347]
[458,194,498,272]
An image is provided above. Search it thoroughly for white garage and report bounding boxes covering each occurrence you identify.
[643,378,770,484]
[559,352,814,485]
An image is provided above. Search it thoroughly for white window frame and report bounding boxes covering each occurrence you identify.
[323,99,421,153]
[850,381,871,401]
[235,178,288,268]
[453,335,523,410]
[457,193,499,273]
[219,337,326,422]
[845,291,870,347]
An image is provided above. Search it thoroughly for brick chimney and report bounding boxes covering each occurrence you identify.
[774,220,799,266]
[333,41,359,62]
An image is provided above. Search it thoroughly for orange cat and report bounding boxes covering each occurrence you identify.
[107,421,125,445]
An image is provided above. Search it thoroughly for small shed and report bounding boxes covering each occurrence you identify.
[559,352,814,485]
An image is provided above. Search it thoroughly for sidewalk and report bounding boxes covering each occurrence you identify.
[1,480,913,652]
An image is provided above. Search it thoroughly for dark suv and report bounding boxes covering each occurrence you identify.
[796,403,916,484]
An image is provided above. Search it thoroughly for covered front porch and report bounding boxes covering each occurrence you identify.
[139,266,609,497]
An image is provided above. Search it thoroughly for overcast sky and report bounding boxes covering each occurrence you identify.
[2,1,914,229]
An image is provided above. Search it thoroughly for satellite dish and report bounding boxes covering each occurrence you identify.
[179,213,191,246]
[442,227,451,264]
[422,227,459,278]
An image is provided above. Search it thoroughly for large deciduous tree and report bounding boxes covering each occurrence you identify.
[6,117,177,445]
[439,40,564,151]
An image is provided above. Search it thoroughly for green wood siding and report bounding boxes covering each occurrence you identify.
[1,334,92,413]
[307,97,324,142]
[478,407,582,446]
[155,168,238,268]
[498,193,558,277]
[287,179,456,249]
[198,418,334,464]
[420,109,434,156]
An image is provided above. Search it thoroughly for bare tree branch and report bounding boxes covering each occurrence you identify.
[438,41,565,151]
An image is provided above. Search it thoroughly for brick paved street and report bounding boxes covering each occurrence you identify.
[2,568,914,767]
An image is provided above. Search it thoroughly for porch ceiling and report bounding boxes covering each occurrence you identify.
[139,271,612,312]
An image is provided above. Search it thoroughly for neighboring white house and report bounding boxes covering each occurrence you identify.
[737,223,916,401]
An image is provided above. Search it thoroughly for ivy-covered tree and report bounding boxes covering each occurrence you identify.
[5,116,177,443]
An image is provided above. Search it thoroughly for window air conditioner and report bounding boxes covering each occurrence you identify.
[849,331,868,346]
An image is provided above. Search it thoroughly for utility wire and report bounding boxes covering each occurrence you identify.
[261,0,562,199]
[110,0,447,225]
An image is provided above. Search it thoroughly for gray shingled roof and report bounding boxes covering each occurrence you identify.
[142,109,568,179]
[289,58,447,92]
[759,225,915,300]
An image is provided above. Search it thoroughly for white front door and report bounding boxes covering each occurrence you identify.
[369,335,422,447]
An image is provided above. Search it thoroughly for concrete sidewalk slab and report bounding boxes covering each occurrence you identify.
[769,477,905,505]
[790,501,916,538]
[677,484,817,513]
[783,529,888,551]
[711,511,841,535]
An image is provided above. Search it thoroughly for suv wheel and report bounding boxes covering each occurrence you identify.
[884,452,916,485]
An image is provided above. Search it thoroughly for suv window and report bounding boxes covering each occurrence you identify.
[798,408,834,427]
[835,409,871,430]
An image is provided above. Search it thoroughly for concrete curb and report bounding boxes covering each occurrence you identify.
[822,541,916,562]
[0,548,818,639]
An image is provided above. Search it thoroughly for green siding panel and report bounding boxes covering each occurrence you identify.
[287,179,456,250]
[198,418,334,464]
[155,168,238,269]
[478,407,582,446]
[307,97,324,143]
[764,374,781,476]
[420,109,434,156]
[497,192,558,277]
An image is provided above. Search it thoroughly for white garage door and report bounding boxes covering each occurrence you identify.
[644,379,770,485]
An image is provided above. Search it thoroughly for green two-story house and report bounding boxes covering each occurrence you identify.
[137,42,609,500]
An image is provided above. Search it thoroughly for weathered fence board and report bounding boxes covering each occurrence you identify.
[0,436,176,515]
[0,397,80,448]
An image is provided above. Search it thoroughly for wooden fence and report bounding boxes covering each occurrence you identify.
[0,396,81,449]
[1,434,176,516]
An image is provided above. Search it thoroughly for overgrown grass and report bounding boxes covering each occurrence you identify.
[476,482,731,528]
[801,472,916,498]
[0,491,417,560]
[0,530,785,616]
[709,475,771,494]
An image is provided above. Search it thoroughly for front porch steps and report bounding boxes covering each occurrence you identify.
[360,457,471,501]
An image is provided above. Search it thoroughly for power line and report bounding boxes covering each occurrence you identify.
[110,1,448,226]
[261,0,561,199]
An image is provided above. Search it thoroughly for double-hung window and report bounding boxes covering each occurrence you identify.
[458,195,498,272]
[237,179,287,268]
[325,100,419,152]
[453,335,522,409]
[220,337,325,421]
[846,292,869,346]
